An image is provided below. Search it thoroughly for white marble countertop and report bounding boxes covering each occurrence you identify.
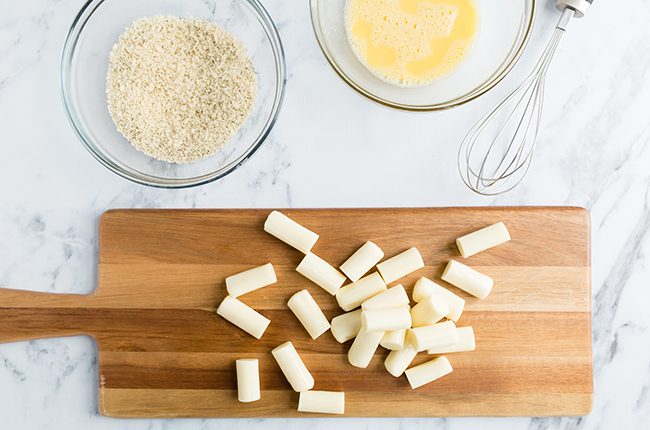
[1,0,649,428]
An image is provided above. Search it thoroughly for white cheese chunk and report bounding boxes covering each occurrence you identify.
[271,341,314,392]
[380,329,406,350]
[264,211,319,254]
[441,260,493,300]
[384,340,418,377]
[330,309,363,343]
[361,306,412,333]
[361,284,409,310]
[348,328,384,368]
[236,359,260,403]
[376,247,424,284]
[226,263,277,297]
[340,241,384,282]
[410,295,449,327]
[298,391,345,415]
[456,222,510,258]
[412,277,465,322]
[405,356,453,389]
[296,253,347,295]
[336,272,387,312]
[408,320,458,352]
[427,326,476,355]
[216,295,270,339]
[287,289,331,340]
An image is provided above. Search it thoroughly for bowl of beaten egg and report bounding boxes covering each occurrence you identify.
[310,0,535,111]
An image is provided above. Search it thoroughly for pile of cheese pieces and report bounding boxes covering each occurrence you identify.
[217,210,511,414]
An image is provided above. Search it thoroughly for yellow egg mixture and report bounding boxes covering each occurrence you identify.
[345,0,478,87]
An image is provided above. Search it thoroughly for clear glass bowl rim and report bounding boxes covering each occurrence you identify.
[309,0,536,112]
[60,0,287,189]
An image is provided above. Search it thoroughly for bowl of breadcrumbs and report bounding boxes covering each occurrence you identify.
[61,0,285,188]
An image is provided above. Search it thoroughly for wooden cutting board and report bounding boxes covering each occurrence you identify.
[0,208,592,417]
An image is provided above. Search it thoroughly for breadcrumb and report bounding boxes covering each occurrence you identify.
[106,16,257,163]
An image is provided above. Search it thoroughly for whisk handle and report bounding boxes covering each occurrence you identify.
[556,0,592,18]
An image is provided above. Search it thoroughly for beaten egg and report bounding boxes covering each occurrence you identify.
[345,0,478,87]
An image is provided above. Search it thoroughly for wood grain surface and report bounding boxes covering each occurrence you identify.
[0,208,592,417]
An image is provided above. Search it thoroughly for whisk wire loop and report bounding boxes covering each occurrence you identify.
[458,17,569,195]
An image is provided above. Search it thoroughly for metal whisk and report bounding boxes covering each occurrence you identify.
[458,0,593,195]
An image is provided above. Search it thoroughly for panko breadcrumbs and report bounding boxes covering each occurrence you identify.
[106,16,257,163]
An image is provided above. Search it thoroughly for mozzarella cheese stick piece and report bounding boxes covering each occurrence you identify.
[236,359,261,403]
[384,340,418,377]
[296,253,346,295]
[376,247,424,284]
[441,260,493,300]
[410,295,449,327]
[340,241,384,282]
[348,328,384,368]
[298,391,345,415]
[217,296,270,339]
[330,309,363,343]
[456,222,510,258]
[380,329,406,350]
[428,326,476,355]
[264,211,319,254]
[361,284,409,310]
[361,306,411,332]
[271,342,314,392]
[405,356,453,389]
[336,272,387,312]
[408,321,458,352]
[287,289,331,340]
[412,277,465,322]
[226,263,277,297]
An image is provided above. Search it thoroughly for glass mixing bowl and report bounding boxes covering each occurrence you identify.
[310,0,535,111]
[61,0,285,188]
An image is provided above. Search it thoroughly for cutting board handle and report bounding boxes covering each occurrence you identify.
[0,288,90,343]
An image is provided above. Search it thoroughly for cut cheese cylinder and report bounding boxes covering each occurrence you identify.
[408,320,458,352]
[264,211,319,254]
[441,260,493,300]
[405,356,453,389]
[376,247,424,284]
[410,295,449,327]
[226,263,277,297]
[296,253,346,295]
[412,277,465,322]
[216,296,270,339]
[361,306,411,332]
[340,241,384,282]
[428,326,476,355]
[384,340,418,377]
[235,359,260,403]
[348,328,384,368]
[456,222,510,258]
[298,391,345,415]
[336,272,387,312]
[361,284,409,310]
[271,341,314,392]
[380,329,406,350]
[330,309,363,343]
[287,289,331,340]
